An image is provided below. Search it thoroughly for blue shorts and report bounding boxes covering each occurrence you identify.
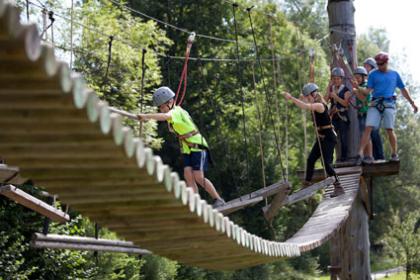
[365,106,396,130]
[183,151,209,171]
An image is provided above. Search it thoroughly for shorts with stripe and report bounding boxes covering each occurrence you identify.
[183,151,208,171]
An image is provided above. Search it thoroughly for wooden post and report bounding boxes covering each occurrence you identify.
[329,193,371,279]
[327,0,359,159]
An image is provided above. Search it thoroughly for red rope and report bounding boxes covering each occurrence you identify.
[174,33,195,106]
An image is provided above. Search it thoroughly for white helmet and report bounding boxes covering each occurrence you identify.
[354,66,368,76]
[363,57,377,69]
[153,87,175,106]
[331,67,345,77]
[302,83,319,96]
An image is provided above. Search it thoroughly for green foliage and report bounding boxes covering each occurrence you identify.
[141,255,178,280]
[384,210,420,280]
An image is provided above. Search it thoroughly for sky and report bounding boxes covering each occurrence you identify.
[353,0,420,82]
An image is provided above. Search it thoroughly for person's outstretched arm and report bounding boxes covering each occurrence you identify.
[401,88,418,113]
[282,92,324,113]
[137,112,172,121]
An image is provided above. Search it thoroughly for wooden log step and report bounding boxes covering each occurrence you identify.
[216,181,290,215]
[0,94,75,109]
[31,233,150,255]
[0,108,86,120]
[0,132,110,144]
[20,169,150,180]
[262,177,335,215]
[7,157,139,169]
[0,184,69,223]
[0,121,98,133]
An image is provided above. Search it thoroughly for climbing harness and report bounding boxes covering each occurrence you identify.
[371,96,396,113]
[174,32,196,107]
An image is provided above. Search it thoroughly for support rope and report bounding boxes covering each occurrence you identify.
[251,62,267,205]
[138,48,147,137]
[174,32,195,106]
[232,3,250,181]
[246,7,286,181]
[103,35,114,85]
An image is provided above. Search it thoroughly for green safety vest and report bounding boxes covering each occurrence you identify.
[167,106,208,154]
[356,81,371,114]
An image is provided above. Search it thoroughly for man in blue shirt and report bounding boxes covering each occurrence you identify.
[354,52,418,164]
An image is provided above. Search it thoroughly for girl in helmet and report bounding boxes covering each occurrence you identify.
[326,67,351,162]
[137,86,226,208]
[353,66,374,163]
[283,83,344,198]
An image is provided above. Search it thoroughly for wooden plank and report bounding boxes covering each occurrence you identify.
[262,177,335,215]
[216,196,263,215]
[0,164,27,184]
[31,233,150,255]
[297,166,362,181]
[362,160,399,177]
[0,185,69,223]
[215,181,290,214]
[262,185,290,222]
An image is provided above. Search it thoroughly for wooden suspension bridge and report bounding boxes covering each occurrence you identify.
[0,1,399,277]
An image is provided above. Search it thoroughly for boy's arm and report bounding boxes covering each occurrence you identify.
[138,111,172,121]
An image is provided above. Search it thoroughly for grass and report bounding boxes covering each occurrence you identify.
[316,272,419,280]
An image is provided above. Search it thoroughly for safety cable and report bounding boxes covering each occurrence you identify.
[174,32,195,106]
[138,48,147,137]
[231,3,250,181]
[251,62,267,205]
[196,57,239,189]
[40,10,54,39]
[109,0,234,43]
[246,7,286,181]
[26,0,288,64]
[103,35,114,85]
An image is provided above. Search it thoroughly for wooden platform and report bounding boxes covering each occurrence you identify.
[297,160,399,182]
[0,164,27,184]
[286,170,361,251]
[0,184,70,223]
[0,2,364,270]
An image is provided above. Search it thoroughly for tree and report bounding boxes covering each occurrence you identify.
[384,210,420,280]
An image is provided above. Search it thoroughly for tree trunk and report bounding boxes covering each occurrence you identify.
[329,194,371,279]
[327,0,359,159]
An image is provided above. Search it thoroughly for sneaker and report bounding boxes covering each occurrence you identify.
[330,180,345,198]
[212,198,226,208]
[390,154,400,162]
[302,181,312,189]
[363,156,374,164]
[355,155,363,166]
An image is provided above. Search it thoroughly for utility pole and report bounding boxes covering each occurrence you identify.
[328,0,359,159]
[327,1,371,280]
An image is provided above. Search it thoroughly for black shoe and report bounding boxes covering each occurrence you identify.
[212,198,226,208]
[330,180,345,198]
[355,155,363,166]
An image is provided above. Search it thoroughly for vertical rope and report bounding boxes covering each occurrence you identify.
[138,48,147,137]
[69,0,74,69]
[277,57,289,180]
[26,0,29,22]
[231,3,249,181]
[48,11,54,44]
[251,62,267,205]
[103,35,114,84]
[246,7,286,181]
